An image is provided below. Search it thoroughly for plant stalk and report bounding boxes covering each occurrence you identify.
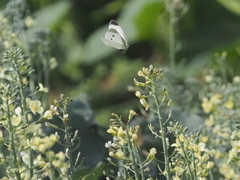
[152,84,171,180]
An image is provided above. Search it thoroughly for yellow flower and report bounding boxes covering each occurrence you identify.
[210,93,222,104]
[135,91,147,99]
[3,41,11,49]
[55,151,66,161]
[63,114,69,123]
[206,161,214,169]
[117,127,125,139]
[115,149,124,160]
[33,155,47,168]
[49,57,58,69]
[0,177,9,180]
[43,110,53,119]
[205,149,216,156]
[228,148,238,163]
[28,136,41,150]
[201,153,210,161]
[132,133,138,142]
[30,100,43,115]
[38,83,48,93]
[137,70,144,76]
[205,114,214,127]
[49,134,57,142]
[173,175,181,180]
[107,126,118,136]
[174,166,185,175]
[200,136,208,143]
[212,125,220,134]
[146,148,157,161]
[128,110,137,120]
[23,77,28,85]
[140,98,150,110]
[25,16,34,28]
[224,100,234,109]
[202,97,212,114]
[233,76,240,83]
[178,134,186,142]
[0,131,3,141]
[205,75,213,82]
[11,115,21,126]
[134,78,145,87]
[38,144,46,152]
[214,150,221,159]
[231,140,240,150]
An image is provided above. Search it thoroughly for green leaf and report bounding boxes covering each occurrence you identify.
[134,0,164,39]
[33,1,71,28]
[217,0,240,16]
[0,117,6,121]
[74,162,108,180]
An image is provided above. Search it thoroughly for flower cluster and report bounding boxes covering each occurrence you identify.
[199,69,240,179]
[228,130,240,164]
[168,122,215,179]
[105,111,156,179]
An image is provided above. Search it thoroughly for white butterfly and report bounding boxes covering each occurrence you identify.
[101,20,129,52]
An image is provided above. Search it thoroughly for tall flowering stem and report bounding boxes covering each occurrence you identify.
[3,47,35,178]
[1,84,21,180]
[164,0,188,69]
[134,65,171,179]
[168,122,215,179]
[54,95,78,180]
[106,111,156,180]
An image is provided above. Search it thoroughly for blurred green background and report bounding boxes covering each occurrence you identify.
[1,0,240,126]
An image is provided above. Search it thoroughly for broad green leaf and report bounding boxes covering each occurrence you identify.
[74,162,108,180]
[33,1,71,28]
[217,0,240,16]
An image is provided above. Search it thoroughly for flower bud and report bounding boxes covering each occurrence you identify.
[128,110,137,120]
[140,99,150,110]
[134,78,145,87]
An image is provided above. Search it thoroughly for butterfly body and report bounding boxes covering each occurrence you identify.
[101,20,129,52]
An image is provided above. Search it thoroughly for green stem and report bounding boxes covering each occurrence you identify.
[6,98,21,180]
[191,149,197,180]
[169,6,176,69]
[64,123,75,180]
[62,101,75,180]
[152,85,171,180]
[136,146,145,180]
[14,60,34,178]
[41,53,50,109]
[220,61,227,84]
[209,169,214,180]
[125,128,140,180]
[178,137,194,180]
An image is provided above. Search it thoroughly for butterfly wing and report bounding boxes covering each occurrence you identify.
[101,29,127,49]
[109,20,128,46]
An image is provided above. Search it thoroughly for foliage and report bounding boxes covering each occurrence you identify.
[0,0,240,180]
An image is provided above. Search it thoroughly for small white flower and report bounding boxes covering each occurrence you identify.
[20,151,29,165]
[50,105,59,115]
[15,107,22,117]
[105,141,112,148]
